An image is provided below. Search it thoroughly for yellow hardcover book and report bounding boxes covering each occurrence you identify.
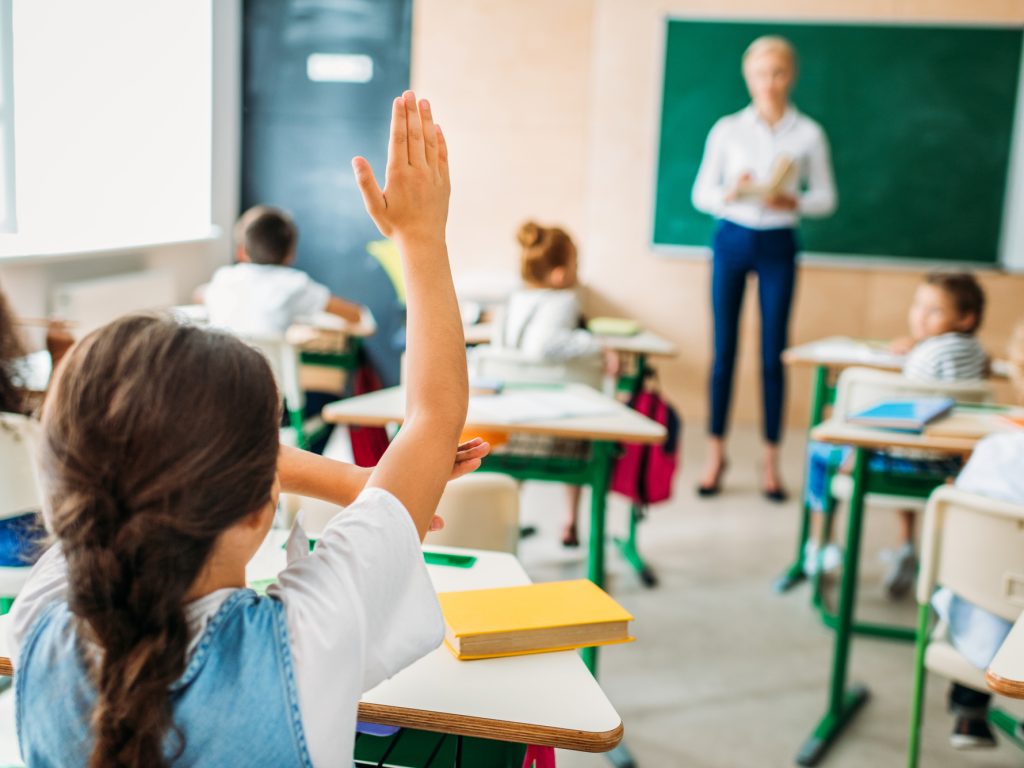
[437,579,635,661]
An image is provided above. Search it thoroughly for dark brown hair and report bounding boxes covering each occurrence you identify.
[41,314,280,768]
[925,271,986,332]
[0,285,27,415]
[234,205,298,266]
[516,221,577,286]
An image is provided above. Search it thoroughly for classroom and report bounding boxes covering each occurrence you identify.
[1,1,1024,766]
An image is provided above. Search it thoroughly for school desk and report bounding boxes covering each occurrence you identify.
[172,304,377,393]
[0,542,624,767]
[776,337,1011,594]
[322,383,666,673]
[987,614,1024,699]
[795,409,1015,766]
[464,322,677,387]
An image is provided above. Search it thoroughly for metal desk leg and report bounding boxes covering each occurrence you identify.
[775,364,830,593]
[796,447,870,766]
[614,504,658,587]
[582,441,615,675]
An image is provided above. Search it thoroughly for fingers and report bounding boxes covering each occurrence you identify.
[456,440,490,461]
[419,99,438,172]
[351,157,386,224]
[451,458,482,479]
[436,124,450,185]
[387,97,407,173]
[457,437,484,451]
[403,90,426,167]
[429,515,445,532]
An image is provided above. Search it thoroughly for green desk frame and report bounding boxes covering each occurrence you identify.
[354,729,526,767]
[795,446,949,766]
[288,338,364,450]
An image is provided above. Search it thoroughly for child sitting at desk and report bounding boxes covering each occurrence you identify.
[203,205,365,337]
[9,91,489,767]
[492,221,604,547]
[0,284,27,415]
[931,317,1024,749]
[806,272,988,598]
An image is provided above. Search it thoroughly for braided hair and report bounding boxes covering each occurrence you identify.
[40,314,280,767]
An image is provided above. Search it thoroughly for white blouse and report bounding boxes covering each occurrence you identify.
[692,105,837,230]
[9,487,444,768]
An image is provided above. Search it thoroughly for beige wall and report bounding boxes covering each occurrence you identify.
[413,0,1024,433]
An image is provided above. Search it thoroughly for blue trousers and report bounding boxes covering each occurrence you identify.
[709,220,797,443]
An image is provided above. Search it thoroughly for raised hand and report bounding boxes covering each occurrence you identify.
[352,91,450,245]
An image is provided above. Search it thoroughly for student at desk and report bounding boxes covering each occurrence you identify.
[490,221,611,547]
[930,319,1024,750]
[9,92,489,768]
[201,205,366,337]
[805,272,988,598]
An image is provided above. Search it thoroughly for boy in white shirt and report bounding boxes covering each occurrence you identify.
[204,205,363,337]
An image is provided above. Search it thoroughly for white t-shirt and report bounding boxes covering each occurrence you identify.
[205,262,331,337]
[902,332,988,382]
[8,487,444,768]
[493,288,600,362]
[692,104,837,230]
[932,433,1024,669]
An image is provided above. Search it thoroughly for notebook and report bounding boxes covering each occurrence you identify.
[848,397,955,432]
[437,579,634,661]
[588,316,641,337]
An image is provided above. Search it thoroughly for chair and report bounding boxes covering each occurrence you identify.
[243,335,329,451]
[825,367,992,512]
[0,412,45,611]
[907,486,1024,766]
[426,473,520,554]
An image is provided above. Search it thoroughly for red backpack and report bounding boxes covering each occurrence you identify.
[610,375,681,506]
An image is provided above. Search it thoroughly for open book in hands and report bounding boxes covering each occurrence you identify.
[733,155,796,201]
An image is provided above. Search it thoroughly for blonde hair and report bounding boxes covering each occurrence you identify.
[742,35,797,72]
[516,221,577,287]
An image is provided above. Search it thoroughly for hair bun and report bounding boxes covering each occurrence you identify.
[516,221,544,248]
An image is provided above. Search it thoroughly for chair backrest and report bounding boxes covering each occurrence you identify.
[468,344,604,390]
[0,412,43,521]
[918,486,1024,622]
[833,366,992,419]
[242,335,304,412]
[426,473,520,554]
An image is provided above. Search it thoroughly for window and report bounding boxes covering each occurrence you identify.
[0,0,212,257]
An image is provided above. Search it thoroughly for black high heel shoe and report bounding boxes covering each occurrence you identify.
[697,461,728,497]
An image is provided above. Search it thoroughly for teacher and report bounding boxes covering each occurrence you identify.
[691,36,836,501]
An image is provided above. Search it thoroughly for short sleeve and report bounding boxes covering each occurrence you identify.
[955,434,1024,504]
[8,545,69,666]
[270,488,444,766]
[288,275,330,319]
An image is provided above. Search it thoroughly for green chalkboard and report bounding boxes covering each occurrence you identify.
[653,20,1023,263]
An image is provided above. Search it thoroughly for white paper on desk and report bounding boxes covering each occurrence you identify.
[469,391,618,423]
[810,340,904,367]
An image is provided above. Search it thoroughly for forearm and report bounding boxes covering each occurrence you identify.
[326,296,364,324]
[398,235,467,434]
[277,445,371,507]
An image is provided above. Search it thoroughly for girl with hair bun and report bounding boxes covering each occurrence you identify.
[494,220,604,547]
[9,91,488,768]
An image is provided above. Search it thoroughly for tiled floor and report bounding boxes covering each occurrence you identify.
[514,426,1024,767]
[0,425,1020,767]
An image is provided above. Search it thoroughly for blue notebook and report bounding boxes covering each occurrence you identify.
[848,397,955,432]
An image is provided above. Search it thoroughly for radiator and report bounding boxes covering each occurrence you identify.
[52,269,177,336]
